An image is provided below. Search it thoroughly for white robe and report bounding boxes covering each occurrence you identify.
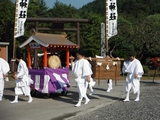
[122,59,144,94]
[15,60,32,96]
[72,58,93,78]
[72,58,93,101]
[0,58,10,97]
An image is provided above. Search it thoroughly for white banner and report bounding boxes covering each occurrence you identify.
[14,0,29,38]
[107,0,118,39]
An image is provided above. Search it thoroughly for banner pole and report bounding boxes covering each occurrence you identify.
[106,0,109,52]
[11,0,18,73]
[11,38,16,73]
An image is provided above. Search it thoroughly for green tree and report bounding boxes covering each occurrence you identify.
[109,16,134,58]
[47,1,80,44]
[79,12,104,56]
[48,1,78,18]
[4,0,160,63]
[0,0,15,61]
[132,14,160,60]
[0,0,15,42]
[80,0,106,16]
[28,0,49,17]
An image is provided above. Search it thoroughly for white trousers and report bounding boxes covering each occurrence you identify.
[15,86,31,96]
[15,78,31,96]
[75,78,89,102]
[125,79,140,100]
[126,79,140,94]
[107,79,112,90]
[0,79,4,97]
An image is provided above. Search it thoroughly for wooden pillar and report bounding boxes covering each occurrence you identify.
[27,47,31,68]
[43,47,47,67]
[66,48,70,67]
[33,50,37,68]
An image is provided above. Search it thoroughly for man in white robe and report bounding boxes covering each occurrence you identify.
[10,54,33,103]
[71,49,92,107]
[0,58,10,101]
[122,51,144,102]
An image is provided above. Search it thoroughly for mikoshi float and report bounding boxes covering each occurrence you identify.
[19,32,78,98]
[85,56,124,86]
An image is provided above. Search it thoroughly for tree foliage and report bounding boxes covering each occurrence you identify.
[0,0,15,61]
[28,0,49,17]
[1,0,160,64]
[48,1,78,18]
[79,12,104,56]
[0,0,15,42]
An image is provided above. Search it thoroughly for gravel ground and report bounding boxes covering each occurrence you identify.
[69,81,160,120]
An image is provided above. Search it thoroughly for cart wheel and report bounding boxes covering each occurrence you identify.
[43,93,50,99]
[61,91,68,96]
[30,89,37,97]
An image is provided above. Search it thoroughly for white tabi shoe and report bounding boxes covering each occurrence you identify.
[10,100,18,103]
[75,102,81,107]
[123,99,130,102]
[106,88,112,93]
[134,98,139,102]
[28,97,33,103]
[0,97,2,101]
[84,99,90,105]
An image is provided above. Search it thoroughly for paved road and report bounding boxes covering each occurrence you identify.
[0,72,160,120]
[67,81,160,120]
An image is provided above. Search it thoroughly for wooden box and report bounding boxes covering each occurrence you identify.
[90,58,122,85]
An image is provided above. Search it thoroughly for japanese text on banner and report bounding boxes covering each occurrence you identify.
[107,0,118,39]
[14,0,29,38]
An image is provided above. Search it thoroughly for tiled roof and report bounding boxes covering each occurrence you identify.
[19,32,78,48]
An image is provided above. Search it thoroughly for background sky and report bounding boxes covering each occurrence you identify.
[44,0,94,9]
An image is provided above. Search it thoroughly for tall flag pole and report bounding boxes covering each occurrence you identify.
[12,0,29,72]
[106,0,118,52]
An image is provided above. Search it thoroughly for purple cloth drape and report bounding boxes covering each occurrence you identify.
[29,68,70,93]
